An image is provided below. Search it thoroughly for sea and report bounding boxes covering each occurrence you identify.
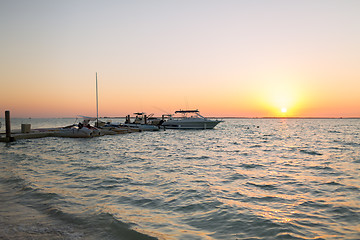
[0,118,359,240]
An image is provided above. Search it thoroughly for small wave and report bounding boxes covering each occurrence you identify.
[227,173,247,181]
[335,186,360,193]
[322,181,342,186]
[327,206,360,223]
[294,219,326,228]
[2,176,24,185]
[174,201,215,213]
[344,141,360,147]
[154,146,169,151]
[240,163,263,169]
[307,165,333,171]
[96,184,119,190]
[133,198,161,209]
[247,182,277,190]
[246,195,289,203]
[275,232,311,240]
[98,213,158,240]
[86,165,108,171]
[184,156,210,160]
[299,200,332,209]
[328,130,342,134]
[300,149,323,156]
[32,191,63,201]
[43,206,83,224]
[224,215,308,240]
[328,146,349,151]
[250,144,262,148]
[334,140,360,147]
[14,181,63,203]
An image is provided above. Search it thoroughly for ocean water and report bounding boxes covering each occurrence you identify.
[0,118,359,239]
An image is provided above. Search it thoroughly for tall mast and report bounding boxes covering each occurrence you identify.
[96,72,99,127]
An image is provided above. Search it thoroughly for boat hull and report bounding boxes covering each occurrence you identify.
[162,120,221,129]
[52,127,98,138]
[123,123,161,131]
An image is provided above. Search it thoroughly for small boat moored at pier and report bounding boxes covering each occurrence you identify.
[123,112,162,131]
[53,117,102,138]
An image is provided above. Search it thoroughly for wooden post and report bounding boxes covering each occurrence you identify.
[5,110,14,142]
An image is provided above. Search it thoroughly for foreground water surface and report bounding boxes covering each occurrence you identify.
[0,118,359,239]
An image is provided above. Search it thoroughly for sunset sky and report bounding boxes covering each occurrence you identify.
[1,0,359,118]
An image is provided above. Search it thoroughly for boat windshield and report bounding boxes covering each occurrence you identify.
[174,110,206,119]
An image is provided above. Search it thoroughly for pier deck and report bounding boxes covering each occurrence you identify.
[0,131,54,142]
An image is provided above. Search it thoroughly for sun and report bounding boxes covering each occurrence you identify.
[257,77,305,117]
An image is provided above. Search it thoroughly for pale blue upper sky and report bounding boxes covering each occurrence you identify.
[1,0,360,117]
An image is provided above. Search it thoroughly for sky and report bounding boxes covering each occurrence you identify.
[1,0,359,118]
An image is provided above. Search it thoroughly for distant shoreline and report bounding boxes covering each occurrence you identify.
[212,117,360,119]
[95,116,360,119]
[1,117,360,120]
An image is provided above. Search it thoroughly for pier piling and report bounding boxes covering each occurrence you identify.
[5,111,14,142]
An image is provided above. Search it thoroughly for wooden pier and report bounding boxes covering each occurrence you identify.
[0,131,54,142]
[0,111,149,143]
[0,111,53,142]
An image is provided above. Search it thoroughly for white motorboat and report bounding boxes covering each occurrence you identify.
[123,112,162,131]
[161,109,222,129]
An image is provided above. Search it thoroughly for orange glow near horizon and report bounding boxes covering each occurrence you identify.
[247,75,308,118]
[1,82,359,118]
[1,76,359,118]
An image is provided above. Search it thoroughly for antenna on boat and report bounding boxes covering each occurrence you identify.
[96,72,99,127]
[152,106,171,115]
[185,97,189,110]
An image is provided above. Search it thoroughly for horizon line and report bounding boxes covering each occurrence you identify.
[3,116,359,119]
